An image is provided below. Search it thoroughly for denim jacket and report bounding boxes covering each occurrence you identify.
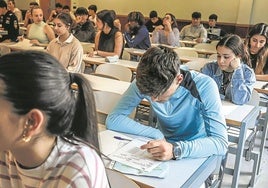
[201,61,256,105]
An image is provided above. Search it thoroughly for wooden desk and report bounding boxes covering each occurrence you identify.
[6,39,46,52]
[82,74,130,94]
[0,30,8,36]
[222,101,260,188]
[254,80,268,94]
[124,48,146,57]
[180,40,197,47]
[82,54,139,72]
[180,46,216,57]
[99,129,219,188]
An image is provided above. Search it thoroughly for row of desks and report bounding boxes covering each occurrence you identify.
[82,54,211,73]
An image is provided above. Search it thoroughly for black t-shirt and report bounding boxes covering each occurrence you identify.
[0,11,19,42]
[145,18,163,32]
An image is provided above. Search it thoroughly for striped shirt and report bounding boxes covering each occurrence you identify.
[0,137,110,188]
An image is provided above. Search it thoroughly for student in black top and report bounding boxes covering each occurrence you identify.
[72,7,95,43]
[94,10,123,58]
[145,10,163,33]
[0,0,19,42]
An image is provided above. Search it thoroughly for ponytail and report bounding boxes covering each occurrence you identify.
[68,73,99,150]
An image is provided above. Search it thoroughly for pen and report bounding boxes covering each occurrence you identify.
[113,136,132,141]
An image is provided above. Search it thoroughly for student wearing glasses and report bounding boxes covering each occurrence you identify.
[201,34,255,105]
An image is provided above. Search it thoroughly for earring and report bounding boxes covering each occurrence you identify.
[22,129,31,142]
[22,121,32,143]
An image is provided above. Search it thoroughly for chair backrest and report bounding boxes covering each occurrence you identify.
[194,43,216,51]
[122,50,131,60]
[80,61,86,73]
[95,64,133,82]
[184,60,209,72]
[93,90,135,124]
[209,53,218,60]
[0,45,11,56]
[80,42,94,54]
[173,47,198,58]
[210,40,220,46]
[106,168,140,188]
[94,90,122,124]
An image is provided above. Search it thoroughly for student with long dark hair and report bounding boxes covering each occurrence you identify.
[93,9,123,57]
[47,12,83,73]
[245,23,268,81]
[0,51,110,187]
[152,13,180,47]
[202,34,255,105]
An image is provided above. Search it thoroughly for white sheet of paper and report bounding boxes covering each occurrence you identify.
[109,139,162,172]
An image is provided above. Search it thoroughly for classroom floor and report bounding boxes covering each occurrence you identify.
[221,133,268,188]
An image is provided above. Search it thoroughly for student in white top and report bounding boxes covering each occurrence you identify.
[26,7,55,46]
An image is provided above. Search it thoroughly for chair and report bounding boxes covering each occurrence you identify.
[93,90,135,124]
[106,168,140,188]
[93,90,122,124]
[210,40,220,46]
[209,53,218,60]
[194,43,216,51]
[184,59,210,72]
[80,61,86,73]
[94,63,133,82]
[194,43,217,58]
[80,42,94,54]
[0,45,11,56]
[122,49,131,61]
[173,47,199,58]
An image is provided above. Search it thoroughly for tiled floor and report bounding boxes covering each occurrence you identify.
[221,133,268,187]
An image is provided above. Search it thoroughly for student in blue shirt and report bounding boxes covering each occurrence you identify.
[124,11,151,61]
[106,46,228,161]
[202,34,256,105]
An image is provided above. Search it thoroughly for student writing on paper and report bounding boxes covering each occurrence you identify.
[106,46,228,161]
[201,34,256,105]
[91,10,123,58]
[0,51,109,187]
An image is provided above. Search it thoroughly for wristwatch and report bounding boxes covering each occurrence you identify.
[172,143,182,160]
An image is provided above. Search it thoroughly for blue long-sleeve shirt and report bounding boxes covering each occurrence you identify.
[124,25,151,50]
[106,70,228,159]
[201,61,256,105]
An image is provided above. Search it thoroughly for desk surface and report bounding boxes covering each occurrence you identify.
[82,54,139,72]
[99,130,218,188]
[222,100,256,126]
[180,40,198,47]
[82,74,130,94]
[254,80,268,94]
[0,30,8,35]
[5,39,46,52]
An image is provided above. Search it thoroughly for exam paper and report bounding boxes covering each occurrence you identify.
[109,139,162,172]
